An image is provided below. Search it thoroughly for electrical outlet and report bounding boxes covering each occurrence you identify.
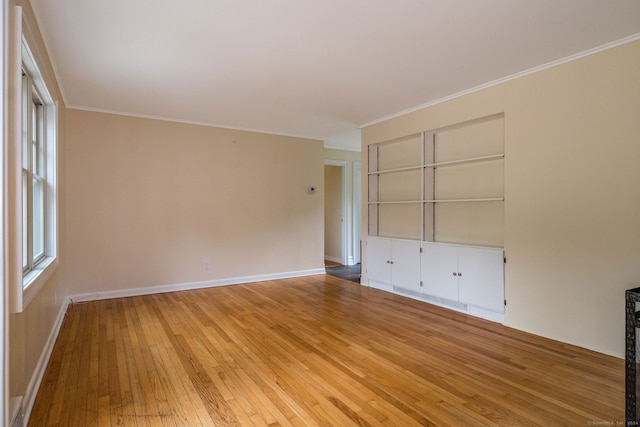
[203,260,210,270]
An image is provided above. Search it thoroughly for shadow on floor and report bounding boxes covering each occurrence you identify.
[325,263,361,283]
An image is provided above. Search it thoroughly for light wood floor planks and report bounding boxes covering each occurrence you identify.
[29,275,624,426]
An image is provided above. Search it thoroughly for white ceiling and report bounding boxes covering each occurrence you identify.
[30,0,640,151]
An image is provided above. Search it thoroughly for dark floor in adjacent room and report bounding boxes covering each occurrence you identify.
[325,261,361,283]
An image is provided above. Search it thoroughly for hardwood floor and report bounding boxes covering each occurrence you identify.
[29,275,623,426]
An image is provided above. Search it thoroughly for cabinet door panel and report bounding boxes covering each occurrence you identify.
[366,237,392,284]
[390,239,421,292]
[421,243,458,301]
[458,246,504,312]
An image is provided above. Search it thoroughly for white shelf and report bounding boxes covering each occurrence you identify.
[368,200,422,205]
[423,198,504,203]
[368,115,505,244]
[368,165,423,175]
[370,198,503,205]
[370,154,504,175]
[424,154,504,168]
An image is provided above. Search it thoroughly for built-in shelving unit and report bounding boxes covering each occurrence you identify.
[366,115,506,323]
[368,114,504,247]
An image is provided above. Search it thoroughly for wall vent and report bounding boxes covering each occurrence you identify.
[423,294,469,311]
[392,286,469,311]
[392,286,423,300]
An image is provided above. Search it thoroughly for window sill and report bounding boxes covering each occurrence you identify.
[23,256,58,309]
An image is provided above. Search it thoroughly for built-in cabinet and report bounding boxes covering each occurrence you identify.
[367,237,421,293]
[366,114,505,322]
[368,237,504,322]
[422,242,504,313]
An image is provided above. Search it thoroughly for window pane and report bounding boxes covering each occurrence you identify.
[31,101,36,136]
[22,76,31,169]
[35,102,44,175]
[22,170,28,270]
[31,101,37,172]
[33,176,45,261]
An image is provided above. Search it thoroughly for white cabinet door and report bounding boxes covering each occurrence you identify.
[366,237,392,285]
[369,238,504,316]
[366,237,421,291]
[390,239,421,292]
[458,246,504,312]
[421,243,459,301]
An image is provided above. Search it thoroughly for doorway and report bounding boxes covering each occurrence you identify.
[324,163,344,264]
[323,159,362,274]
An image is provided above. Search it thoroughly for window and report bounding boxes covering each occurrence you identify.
[22,69,46,275]
[19,39,57,304]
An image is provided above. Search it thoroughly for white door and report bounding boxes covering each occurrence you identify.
[458,246,504,312]
[421,243,459,301]
[390,239,421,292]
[366,237,391,285]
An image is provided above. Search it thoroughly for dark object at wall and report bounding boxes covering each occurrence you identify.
[625,287,640,425]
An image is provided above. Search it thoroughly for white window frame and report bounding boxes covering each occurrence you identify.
[1,1,9,426]
[17,37,57,309]
[22,69,45,273]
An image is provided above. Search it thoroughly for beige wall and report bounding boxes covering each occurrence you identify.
[65,110,324,295]
[362,40,640,358]
[9,0,68,418]
[8,1,323,417]
[324,165,343,261]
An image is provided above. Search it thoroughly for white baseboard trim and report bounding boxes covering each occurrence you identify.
[22,297,71,426]
[21,268,326,423]
[10,396,23,427]
[69,268,327,303]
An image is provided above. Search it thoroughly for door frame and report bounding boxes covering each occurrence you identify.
[1,1,9,425]
[324,160,351,265]
[352,161,361,264]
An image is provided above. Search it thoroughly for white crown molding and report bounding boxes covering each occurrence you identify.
[66,105,324,143]
[360,33,640,129]
[323,143,361,152]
